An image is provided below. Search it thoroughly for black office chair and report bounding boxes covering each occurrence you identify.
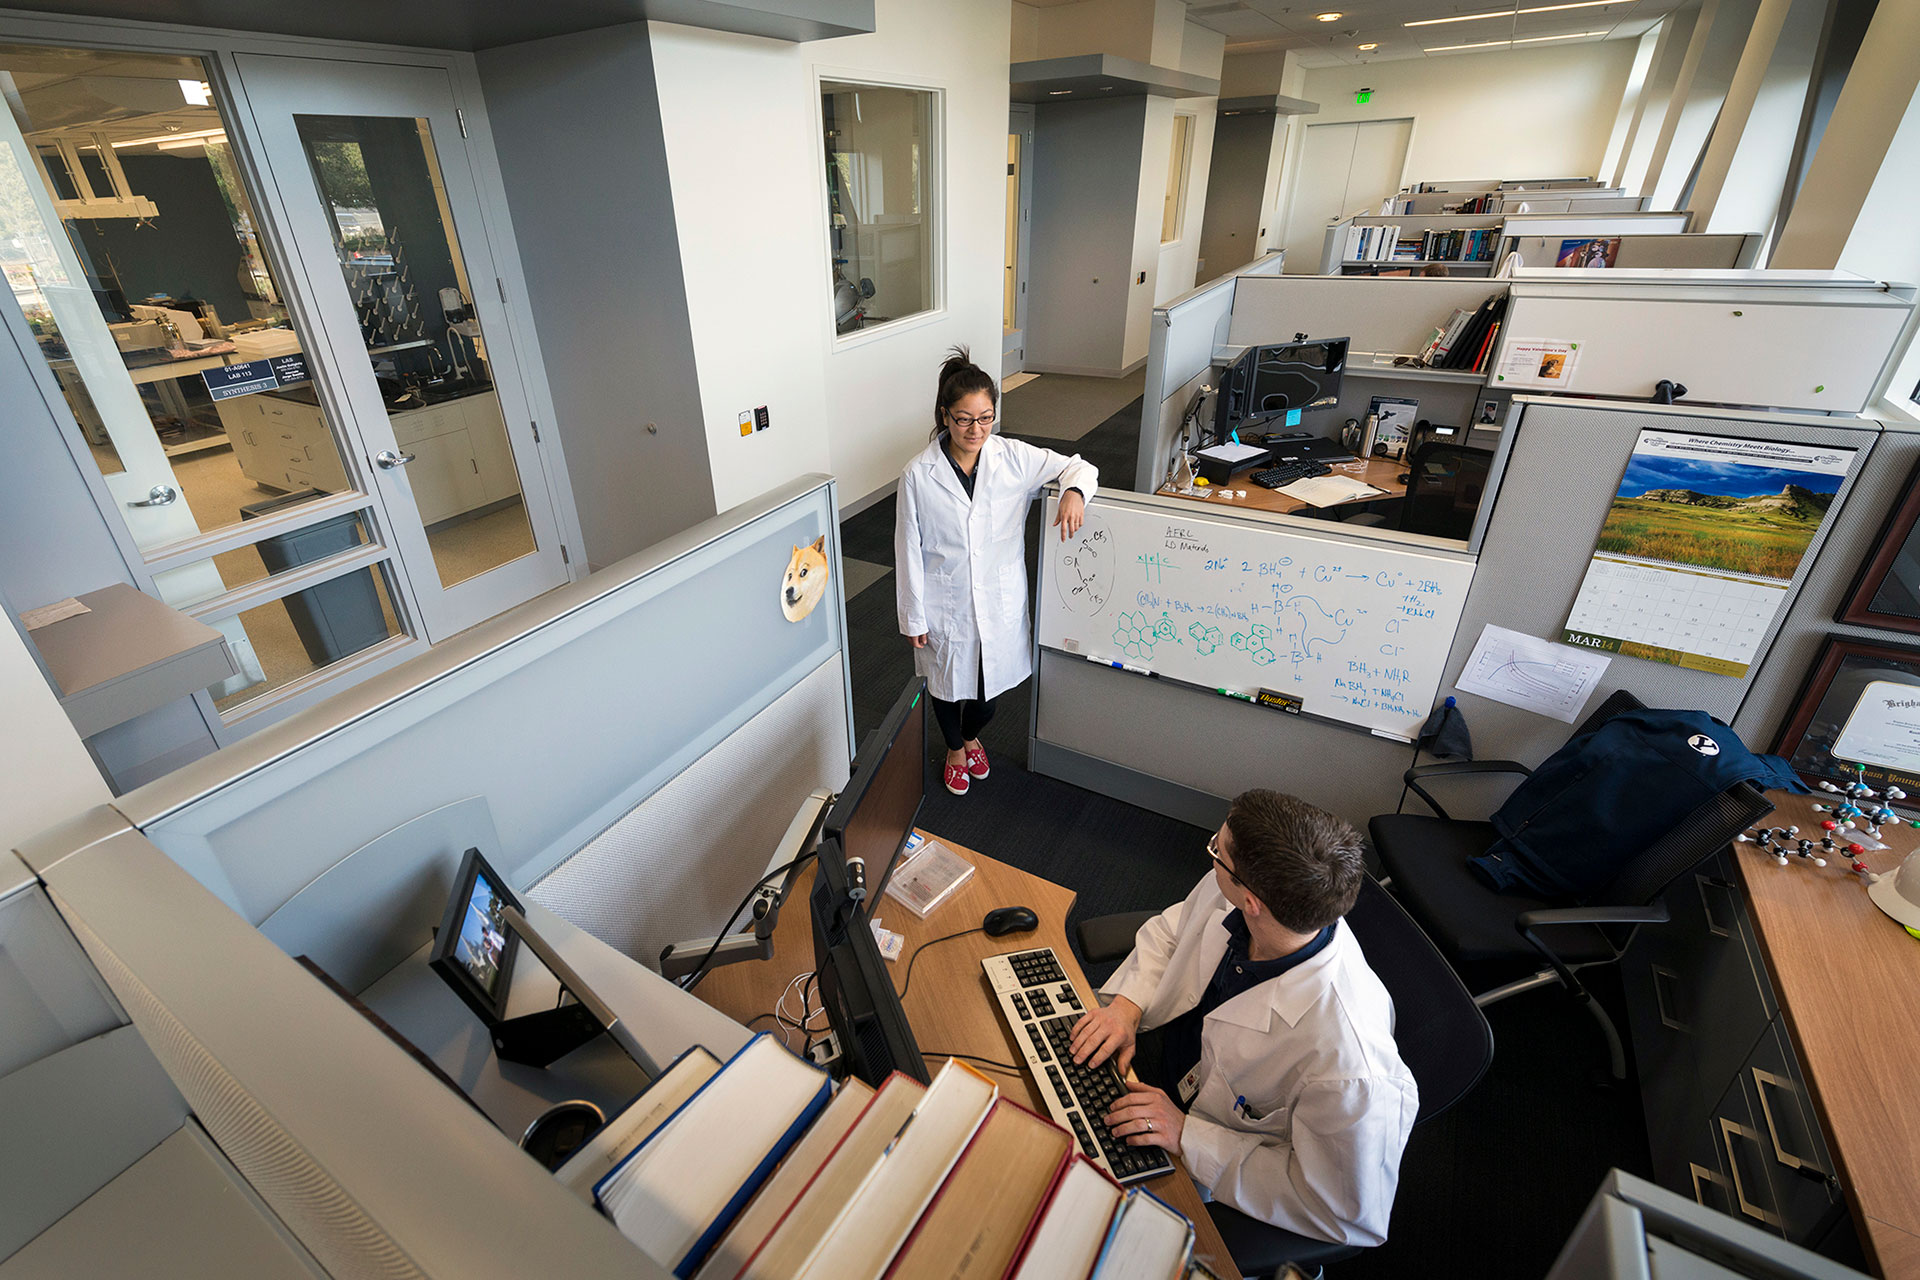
[1367,690,1774,1082]
[1075,876,1494,1277]
[1397,441,1494,540]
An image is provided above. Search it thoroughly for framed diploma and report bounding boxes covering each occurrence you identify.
[1838,458,1920,634]
[1775,638,1920,795]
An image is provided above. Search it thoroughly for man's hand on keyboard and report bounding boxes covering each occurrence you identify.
[1068,996,1141,1072]
[1107,1081,1183,1153]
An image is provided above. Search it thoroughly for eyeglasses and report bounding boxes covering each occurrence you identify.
[1207,832,1242,885]
[948,412,996,429]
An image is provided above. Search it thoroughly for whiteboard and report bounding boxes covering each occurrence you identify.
[1038,496,1477,738]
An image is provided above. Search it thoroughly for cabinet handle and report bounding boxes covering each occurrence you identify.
[1690,1162,1732,1213]
[1652,965,1686,1031]
[1752,1068,1827,1178]
[1720,1117,1784,1228]
[470,457,479,475]
[305,445,313,460]
[1696,874,1736,938]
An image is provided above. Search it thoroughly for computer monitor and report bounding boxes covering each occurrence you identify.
[1214,336,1350,440]
[822,677,928,916]
[429,846,520,1025]
[809,677,931,1086]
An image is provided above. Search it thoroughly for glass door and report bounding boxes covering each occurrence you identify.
[234,55,566,642]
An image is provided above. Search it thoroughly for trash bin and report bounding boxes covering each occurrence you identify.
[240,490,388,667]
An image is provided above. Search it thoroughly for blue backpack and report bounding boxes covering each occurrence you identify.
[1468,708,1804,902]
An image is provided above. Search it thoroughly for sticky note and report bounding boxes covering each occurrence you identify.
[1285,408,1302,427]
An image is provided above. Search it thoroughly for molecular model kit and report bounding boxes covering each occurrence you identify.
[1738,771,1910,886]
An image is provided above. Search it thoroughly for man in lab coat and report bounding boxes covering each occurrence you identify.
[1070,790,1417,1246]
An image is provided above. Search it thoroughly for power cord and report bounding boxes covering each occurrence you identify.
[676,851,814,992]
[896,926,986,1002]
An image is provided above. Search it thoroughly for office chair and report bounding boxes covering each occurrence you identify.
[1397,441,1494,540]
[1367,690,1774,1082]
[1075,876,1494,1277]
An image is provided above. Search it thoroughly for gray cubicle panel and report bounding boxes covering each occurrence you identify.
[105,476,854,980]
[1036,399,1885,832]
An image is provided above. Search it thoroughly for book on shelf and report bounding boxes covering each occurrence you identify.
[1089,1189,1196,1280]
[733,1072,929,1280]
[884,1098,1075,1280]
[791,1058,1000,1280]
[556,1044,723,1201]
[1008,1157,1126,1280]
[1428,307,1474,364]
[594,1033,831,1277]
[690,1077,875,1280]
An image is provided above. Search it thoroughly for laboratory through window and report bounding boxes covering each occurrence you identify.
[821,80,937,336]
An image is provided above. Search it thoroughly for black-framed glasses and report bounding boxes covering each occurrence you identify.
[1207,832,1241,885]
[948,412,996,429]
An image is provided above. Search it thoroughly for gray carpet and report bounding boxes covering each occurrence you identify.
[1001,370,1147,443]
[840,557,890,601]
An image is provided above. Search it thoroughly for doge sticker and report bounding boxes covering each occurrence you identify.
[782,536,830,622]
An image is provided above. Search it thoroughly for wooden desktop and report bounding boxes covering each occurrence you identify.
[1157,455,1409,519]
[694,833,1239,1276]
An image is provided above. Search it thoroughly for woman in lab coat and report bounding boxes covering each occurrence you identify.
[895,349,1098,796]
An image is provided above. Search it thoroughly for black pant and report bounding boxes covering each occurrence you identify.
[931,690,996,752]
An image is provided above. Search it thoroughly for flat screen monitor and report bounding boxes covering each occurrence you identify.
[428,847,521,1025]
[1215,337,1349,440]
[811,833,926,1086]
[822,677,928,918]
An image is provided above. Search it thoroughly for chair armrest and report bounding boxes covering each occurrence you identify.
[1075,911,1157,965]
[1514,903,1672,930]
[1403,759,1532,820]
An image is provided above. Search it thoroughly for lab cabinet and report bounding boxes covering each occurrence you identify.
[216,393,348,494]
[1620,850,1853,1256]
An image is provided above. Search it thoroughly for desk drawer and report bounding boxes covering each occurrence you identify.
[1742,1022,1843,1248]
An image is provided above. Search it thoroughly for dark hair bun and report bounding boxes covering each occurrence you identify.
[939,345,979,388]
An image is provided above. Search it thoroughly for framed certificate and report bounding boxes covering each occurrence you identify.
[1774,638,1920,795]
[1838,458,1920,634]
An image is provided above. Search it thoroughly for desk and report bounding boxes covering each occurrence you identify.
[1733,792,1920,1276]
[696,834,1239,1277]
[1157,456,1408,518]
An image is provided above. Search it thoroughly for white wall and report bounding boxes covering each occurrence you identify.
[1,621,108,855]
[649,0,1012,513]
[1292,41,1638,193]
[1155,23,1224,301]
[1012,0,1158,62]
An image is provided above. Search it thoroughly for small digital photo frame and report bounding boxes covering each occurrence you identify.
[429,847,522,1026]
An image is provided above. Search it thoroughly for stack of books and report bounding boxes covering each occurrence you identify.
[1414,228,1497,263]
[1418,292,1510,374]
[575,1035,1216,1280]
[1343,224,1401,262]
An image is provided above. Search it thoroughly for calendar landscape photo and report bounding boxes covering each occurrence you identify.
[1594,454,1841,582]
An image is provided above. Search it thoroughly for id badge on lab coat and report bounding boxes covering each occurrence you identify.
[1178,1064,1200,1106]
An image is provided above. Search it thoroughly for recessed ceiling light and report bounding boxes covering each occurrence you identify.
[1315,11,1343,20]
[1357,42,1378,49]
[1425,29,1605,51]
[1407,0,1616,26]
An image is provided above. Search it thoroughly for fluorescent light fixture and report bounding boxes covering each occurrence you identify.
[1425,30,1605,51]
[178,78,211,105]
[1315,11,1343,19]
[111,126,226,149]
[1407,0,1617,26]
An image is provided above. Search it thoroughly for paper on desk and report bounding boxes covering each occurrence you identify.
[1276,475,1383,507]
[1198,442,1268,465]
[20,598,89,631]
[1455,624,1610,723]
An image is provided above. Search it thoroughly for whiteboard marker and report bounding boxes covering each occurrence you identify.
[1087,655,1155,677]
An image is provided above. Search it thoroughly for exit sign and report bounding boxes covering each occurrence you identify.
[1355,89,1372,104]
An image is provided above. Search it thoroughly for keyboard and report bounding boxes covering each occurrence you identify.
[982,947,1175,1184]
[1251,459,1332,489]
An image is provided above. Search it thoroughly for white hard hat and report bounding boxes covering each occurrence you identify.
[1868,849,1920,931]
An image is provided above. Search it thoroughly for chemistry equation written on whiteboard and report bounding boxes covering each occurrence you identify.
[1039,506,1476,738]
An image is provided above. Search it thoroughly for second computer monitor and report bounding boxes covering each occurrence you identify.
[823,676,928,916]
[1216,336,1349,439]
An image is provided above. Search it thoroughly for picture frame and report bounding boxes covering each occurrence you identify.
[1837,458,1920,633]
[1773,637,1920,795]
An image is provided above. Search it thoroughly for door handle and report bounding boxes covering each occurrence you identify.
[375,449,417,469]
[127,484,177,507]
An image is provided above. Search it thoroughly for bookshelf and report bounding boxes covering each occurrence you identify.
[1321,213,1504,274]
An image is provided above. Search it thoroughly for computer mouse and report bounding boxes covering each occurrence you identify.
[982,906,1039,937]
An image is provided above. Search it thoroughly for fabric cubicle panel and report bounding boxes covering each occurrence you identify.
[116,477,853,978]
[1434,400,1880,782]
[1137,272,1237,493]
[1733,427,1920,751]
[1225,275,1508,356]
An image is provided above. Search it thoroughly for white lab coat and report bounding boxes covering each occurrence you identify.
[1101,873,1418,1247]
[895,434,1098,702]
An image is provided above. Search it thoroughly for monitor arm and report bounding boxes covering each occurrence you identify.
[658,789,835,981]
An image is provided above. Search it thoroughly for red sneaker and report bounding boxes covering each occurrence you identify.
[965,746,990,779]
[944,762,970,796]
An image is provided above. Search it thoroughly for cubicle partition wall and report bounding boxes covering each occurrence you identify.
[6,476,851,1276]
